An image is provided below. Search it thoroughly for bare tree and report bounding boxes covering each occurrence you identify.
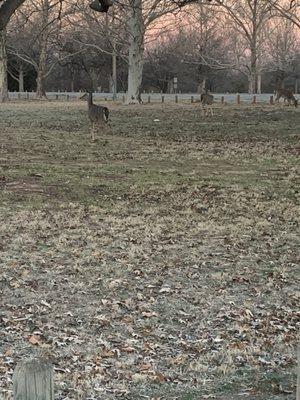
[180,5,233,92]
[265,16,300,89]
[0,0,26,101]
[268,0,300,29]
[8,0,85,98]
[124,0,185,103]
[216,0,272,94]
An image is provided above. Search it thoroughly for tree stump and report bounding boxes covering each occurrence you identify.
[221,96,224,104]
[270,95,274,105]
[175,95,178,103]
[13,359,54,400]
[236,94,240,105]
[191,96,194,103]
[252,95,256,104]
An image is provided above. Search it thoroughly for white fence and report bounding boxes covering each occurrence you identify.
[7,91,281,104]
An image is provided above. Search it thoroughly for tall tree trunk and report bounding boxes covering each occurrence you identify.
[19,64,24,92]
[248,48,257,94]
[36,0,49,99]
[126,0,144,104]
[36,45,47,98]
[0,29,8,102]
[257,71,262,94]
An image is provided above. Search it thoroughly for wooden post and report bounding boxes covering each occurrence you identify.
[270,95,274,105]
[191,96,194,103]
[175,95,178,103]
[56,94,59,100]
[18,93,21,100]
[148,95,151,103]
[221,96,224,104]
[236,94,240,105]
[122,95,125,103]
[252,95,256,104]
[13,358,54,400]
[67,95,70,101]
[161,95,164,103]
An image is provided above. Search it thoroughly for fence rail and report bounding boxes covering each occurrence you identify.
[7,91,289,105]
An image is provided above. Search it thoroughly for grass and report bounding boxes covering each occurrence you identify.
[0,100,299,399]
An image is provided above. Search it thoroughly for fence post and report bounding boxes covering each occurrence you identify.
[270,95,274,105]
[122,95,125,103]
[252,95,256,104]
[221,96,224,104]
[162,95,164,103]
[191,96,194,103]
[236,93,240,105]
[148,95,151,103]
[13,358,54,400]
[175,95,178,103]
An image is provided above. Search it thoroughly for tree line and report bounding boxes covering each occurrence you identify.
[0,0,299,103]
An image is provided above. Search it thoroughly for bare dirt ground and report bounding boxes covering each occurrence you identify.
[0,101,299,399]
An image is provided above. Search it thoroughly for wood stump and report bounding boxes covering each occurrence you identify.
[13,358,54,400]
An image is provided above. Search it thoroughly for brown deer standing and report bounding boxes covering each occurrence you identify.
[201,91,214,116]
[81,92,110,141]
[274,89,298,107]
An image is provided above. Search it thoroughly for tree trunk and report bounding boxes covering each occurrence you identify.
[257,71,261,94]
[19,64,24,92]
[36,0,49,99]
[126,0,144,104]
[36,47,47,98]
[248,51,257,94]
[248,38,257,94]
[197,78,207,94]
[0,29,8,102]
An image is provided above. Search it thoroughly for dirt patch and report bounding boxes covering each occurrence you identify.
[0,176,58,197]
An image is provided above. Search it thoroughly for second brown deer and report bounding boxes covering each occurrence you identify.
[275,89,298,107]
[201,92,214,116]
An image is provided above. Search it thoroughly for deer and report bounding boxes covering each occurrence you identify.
[274,88,298,107]
[81,92,110,141]
[200,90,214,116]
